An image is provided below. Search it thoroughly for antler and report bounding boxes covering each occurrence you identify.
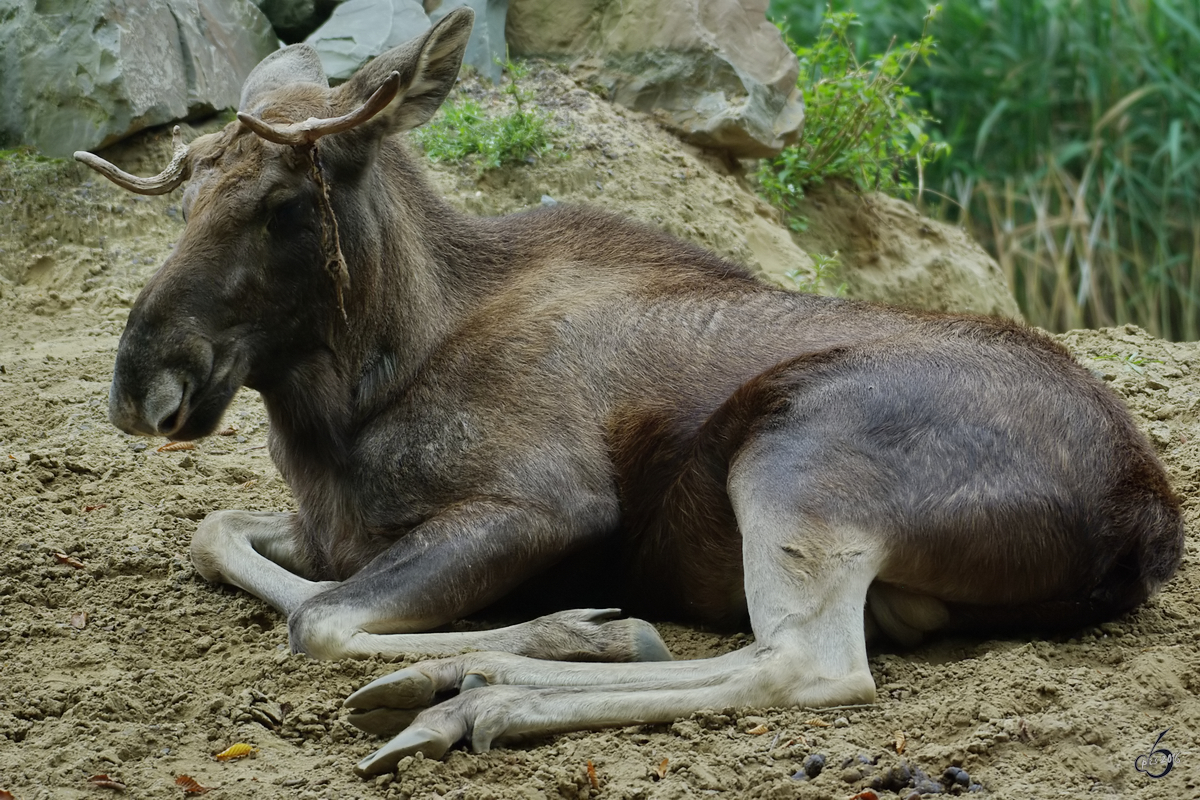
[237,72,402,146]
[74,126,190,195]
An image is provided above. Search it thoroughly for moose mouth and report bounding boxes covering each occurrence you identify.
[109,368,241,442]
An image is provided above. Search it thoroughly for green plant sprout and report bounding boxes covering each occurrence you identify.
[1092,351,1164,375]
[784,251,847,296]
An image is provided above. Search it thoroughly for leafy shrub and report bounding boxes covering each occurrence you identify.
[757,6,948,229]
[771,0,1200,340]
[415,60,557,173]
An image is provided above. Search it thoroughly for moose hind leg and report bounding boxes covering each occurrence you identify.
[727,445,885,707]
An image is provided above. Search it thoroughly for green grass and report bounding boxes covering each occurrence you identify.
[0,146,74,204]
[415,60,558,173]
[771,0,1200,340]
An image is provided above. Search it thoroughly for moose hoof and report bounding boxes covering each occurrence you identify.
[354,726,453,776]
[345,707,421,736]
[630,618,673,662]
[460,672,489,691]
[344,667,437,711]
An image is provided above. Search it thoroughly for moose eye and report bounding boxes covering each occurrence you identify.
[266,198,311,236]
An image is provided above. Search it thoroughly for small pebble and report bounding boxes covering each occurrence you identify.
[875,763,913,792]
[943,766,970,787]
[913,778,943,794]
[802,753,826,779]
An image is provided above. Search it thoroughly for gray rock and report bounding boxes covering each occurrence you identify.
[252,0,317,41]
[506,0,803,158]
[305,0,430,83]
[428,0,508,83]
[0,0,278,157]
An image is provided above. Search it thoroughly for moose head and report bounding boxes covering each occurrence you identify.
[78,9,476,442]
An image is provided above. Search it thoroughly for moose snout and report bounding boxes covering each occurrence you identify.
[108,313,217,438]
[108,370,189,437]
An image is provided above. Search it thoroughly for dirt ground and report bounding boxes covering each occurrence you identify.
[1,68,1197,800]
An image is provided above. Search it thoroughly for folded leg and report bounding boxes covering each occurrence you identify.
[189,505,671,663]
[348,457,886,775]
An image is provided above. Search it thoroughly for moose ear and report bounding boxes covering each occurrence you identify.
[240,43,329,115]
[335,7,474,135]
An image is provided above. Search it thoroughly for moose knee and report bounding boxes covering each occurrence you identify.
[288,598,355,660]
[191,510,243,584]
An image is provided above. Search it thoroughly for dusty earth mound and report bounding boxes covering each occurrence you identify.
[0,69,1196,799]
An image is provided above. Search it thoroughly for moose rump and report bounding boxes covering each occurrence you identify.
[75,6,1184,777]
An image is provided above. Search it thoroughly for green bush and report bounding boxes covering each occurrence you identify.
[415,60,557,173]
[757,6,948,230]
[771,0,1200,340]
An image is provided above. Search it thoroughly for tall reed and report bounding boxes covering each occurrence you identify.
[770,0,1200,340]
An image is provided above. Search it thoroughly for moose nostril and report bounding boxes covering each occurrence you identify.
[157,404,183,436]
[137,375,188,436]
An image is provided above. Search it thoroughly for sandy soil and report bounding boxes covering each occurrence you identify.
[0,69,1197,800]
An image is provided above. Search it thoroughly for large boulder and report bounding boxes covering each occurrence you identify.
[0,0,279,157]
[428,0,508,83]
[252,0,329,42]
[306,0,507,83]
[506,0,803,158]
[304,0,429,82]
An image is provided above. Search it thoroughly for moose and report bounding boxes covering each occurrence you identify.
[77,8,1183,777]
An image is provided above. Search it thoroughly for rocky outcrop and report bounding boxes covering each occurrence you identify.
[506,0,804,158]
[0,0,278,158]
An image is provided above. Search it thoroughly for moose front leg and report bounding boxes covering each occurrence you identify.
[191,510,338,615]
[283,498,671,663]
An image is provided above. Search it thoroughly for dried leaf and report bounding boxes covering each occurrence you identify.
[70,611,88,629]
[655,758,669,779]
[894,729,907,754]
[216,425,239,436]
[848,790,880,800]
[157,441,196,452]
[0,789,15,800]
[53,552,85,569]
[83,504,108,512]
[87,774,127,790]
[586,760,600,791]
[746,723,769,735]
[213,743,256,761]
[175,775,210,795]
[238,479,257,490]
[803,718,830,727]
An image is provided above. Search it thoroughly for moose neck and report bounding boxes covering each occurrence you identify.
[260,141,499,478]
